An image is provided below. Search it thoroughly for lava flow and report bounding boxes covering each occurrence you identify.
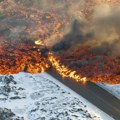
[0,0,120,84]
[1,37,120,84]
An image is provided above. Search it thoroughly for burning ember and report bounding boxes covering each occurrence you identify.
[0,0,120,84]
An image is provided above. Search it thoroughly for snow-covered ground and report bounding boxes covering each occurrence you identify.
[96,83,120,100]
[0,72,113,120]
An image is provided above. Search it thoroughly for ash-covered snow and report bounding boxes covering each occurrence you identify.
[0,72,113,120]
[96,83,120,100]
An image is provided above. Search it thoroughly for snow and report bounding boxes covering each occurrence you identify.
[96,83,120,100]
[0,72,114,120]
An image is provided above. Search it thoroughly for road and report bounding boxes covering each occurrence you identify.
[47,70,120,120]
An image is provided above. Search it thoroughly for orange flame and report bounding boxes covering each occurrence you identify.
[48,53,87,83]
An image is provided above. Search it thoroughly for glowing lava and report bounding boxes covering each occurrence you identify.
[0,40,50,74]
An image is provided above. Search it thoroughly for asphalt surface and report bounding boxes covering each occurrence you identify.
[47,70,120,120]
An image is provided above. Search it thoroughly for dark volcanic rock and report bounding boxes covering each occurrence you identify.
[0,108,24,120]
[0,75,26,101]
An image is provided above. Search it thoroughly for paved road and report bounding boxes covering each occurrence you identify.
[47,70,120,120]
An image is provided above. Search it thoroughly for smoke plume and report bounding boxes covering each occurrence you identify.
[92,4,120,56]
[50,1,120,57]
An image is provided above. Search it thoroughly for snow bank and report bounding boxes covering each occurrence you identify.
[0,72,114,120]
